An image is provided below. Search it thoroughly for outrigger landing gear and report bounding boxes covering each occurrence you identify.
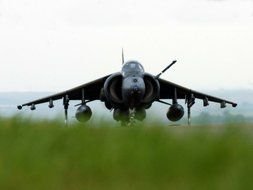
[63,95,69,125]
[186,94,195,126]
[187,106,191,126]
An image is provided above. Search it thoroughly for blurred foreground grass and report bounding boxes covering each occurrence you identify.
[0,117,253,190]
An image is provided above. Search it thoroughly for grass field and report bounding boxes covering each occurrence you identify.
[0,117,253,190]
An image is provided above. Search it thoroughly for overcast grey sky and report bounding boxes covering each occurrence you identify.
[0,0,253,91]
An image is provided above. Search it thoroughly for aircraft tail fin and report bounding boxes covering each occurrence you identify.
[122,48,125,65]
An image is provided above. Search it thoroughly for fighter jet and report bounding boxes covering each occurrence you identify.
[18,52,237,125]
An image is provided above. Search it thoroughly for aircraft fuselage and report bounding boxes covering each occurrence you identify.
[121,61,146,109]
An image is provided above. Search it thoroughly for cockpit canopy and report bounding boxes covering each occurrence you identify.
[122,61,145,77]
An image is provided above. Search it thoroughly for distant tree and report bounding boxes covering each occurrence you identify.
[192,111,250,125]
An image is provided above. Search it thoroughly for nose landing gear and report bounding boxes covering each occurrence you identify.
[113,108,146,126]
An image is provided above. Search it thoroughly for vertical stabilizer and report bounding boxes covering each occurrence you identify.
[122,48,125,65]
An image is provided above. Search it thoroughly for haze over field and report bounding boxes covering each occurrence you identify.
[0,0,253,91]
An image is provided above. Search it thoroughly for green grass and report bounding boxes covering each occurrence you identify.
[0,118,253,190]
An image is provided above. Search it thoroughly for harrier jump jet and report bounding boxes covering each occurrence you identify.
[18,52,237,125]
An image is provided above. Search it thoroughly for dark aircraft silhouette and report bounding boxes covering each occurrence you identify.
[18,52,237,125]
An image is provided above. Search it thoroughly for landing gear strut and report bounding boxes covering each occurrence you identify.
[63,95,69,125]
[114,108,139,127]
[128,109,137,126]
[186,94,195,126]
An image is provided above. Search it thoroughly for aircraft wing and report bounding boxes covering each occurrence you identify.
[158,78,237,107]
[20,75,110,107]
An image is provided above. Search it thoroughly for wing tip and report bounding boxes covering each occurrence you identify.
[17,105,23,110]
[232,103,237,108]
